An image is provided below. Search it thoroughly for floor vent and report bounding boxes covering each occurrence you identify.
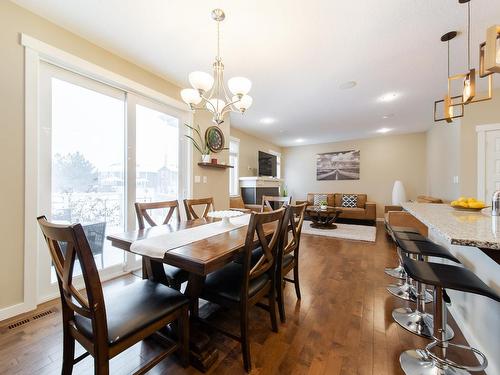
[7,309,55,330]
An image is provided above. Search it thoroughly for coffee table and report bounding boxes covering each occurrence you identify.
[306,206,343,229]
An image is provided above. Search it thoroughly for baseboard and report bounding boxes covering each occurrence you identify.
[0,302,36,323]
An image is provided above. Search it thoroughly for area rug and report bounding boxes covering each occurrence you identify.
[301,222,376,242]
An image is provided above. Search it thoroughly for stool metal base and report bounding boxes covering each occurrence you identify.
[392,308,454,340]
[400,349,470,375]
[387,283,433,303]
[385,265,406,279]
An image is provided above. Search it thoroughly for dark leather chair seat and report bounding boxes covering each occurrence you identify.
[202,262,270,302]
[234,246,263,266]
[164,264,189,282]
[75,279,189,345]
[397,239,460,263]
[402,257,500,302]
[390,226,421,234]
[394,231,429,244]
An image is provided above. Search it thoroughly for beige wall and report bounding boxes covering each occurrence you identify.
[282,132,428,217]
[230,127,282,179]
[426,122,461,201]
[426,88,500,201]
[0,1,228,310]
[460,88,500,197]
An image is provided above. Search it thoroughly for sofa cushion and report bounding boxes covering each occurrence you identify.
[341,194,358,208]
[356,194,367,208]
[307,193,335,206]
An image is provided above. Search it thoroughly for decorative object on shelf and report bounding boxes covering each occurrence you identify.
[211,158,218,164]
[316,150,360,181]
[483,25,500,74]
[185,123,210,162]
[180,9,252,125]
[207,210,244,226]
[205,126,226,153]
[434,31,464,123]
[392,180,407,206]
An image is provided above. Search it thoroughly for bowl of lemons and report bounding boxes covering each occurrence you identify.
[450,197,488,211]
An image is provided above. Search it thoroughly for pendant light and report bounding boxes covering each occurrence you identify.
[448,0,493,104]
[434,31,464,123]
[480,25,500,75]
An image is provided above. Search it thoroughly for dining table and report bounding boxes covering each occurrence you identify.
[106,215,277,372]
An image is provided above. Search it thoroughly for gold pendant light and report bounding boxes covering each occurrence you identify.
[482,25,500,74]
[434,31,464,123]
[448,0,492,105]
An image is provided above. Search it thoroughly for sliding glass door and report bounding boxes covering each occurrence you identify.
[38,62,189,301]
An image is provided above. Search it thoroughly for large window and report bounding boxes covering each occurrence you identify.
[38,62,188,299]
[229,137,240,195]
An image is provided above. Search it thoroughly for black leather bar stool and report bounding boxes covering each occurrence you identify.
[399,257,500,375]
[385,226,422,279]
[387,231,433,303]
[392,241,460,340]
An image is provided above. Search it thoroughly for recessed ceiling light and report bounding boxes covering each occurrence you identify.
[339,81,357,90]
[378,92,399,102]
[260,117,276,125]
[376,127,392,133]
[382,113,395,119]
[295,138,305,143]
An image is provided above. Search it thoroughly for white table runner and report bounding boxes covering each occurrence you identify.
[130,214,251,259]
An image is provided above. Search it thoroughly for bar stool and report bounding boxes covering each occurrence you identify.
[387,231,434,303]
[399,257,500,375]
[385,226,422,279]
[392,240,460,340]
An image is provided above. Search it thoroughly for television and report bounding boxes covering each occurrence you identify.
[258,151,277,177]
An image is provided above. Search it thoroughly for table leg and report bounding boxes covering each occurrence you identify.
[143,256,170,285]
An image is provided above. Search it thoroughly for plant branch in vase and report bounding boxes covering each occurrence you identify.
[185,123,210,162]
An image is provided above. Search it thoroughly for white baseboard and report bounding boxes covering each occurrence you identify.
[0,302,36,323]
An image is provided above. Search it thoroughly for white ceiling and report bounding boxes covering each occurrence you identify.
[12,0,500,146]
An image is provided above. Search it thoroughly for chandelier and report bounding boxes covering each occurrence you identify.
[180,9,253,125]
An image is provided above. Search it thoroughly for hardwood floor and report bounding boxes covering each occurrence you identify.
[0,223,484,374]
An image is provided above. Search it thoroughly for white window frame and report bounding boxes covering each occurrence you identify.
[8,34,193,321]
[229,136,240,196]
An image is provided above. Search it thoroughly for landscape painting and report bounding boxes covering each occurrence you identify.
[316,150,360,180]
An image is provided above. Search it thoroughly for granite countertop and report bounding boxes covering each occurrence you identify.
[401,202,500,250]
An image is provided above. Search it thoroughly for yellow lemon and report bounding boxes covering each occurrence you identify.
[458,196,467,202]
[468,201,486,209]
[451,200,459,206]
[457,201,469,208]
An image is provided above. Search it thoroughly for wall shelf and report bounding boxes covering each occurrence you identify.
[197,162,233,169]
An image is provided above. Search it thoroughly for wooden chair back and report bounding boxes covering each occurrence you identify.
[241,208,286,295]
[261,195,291,212]
[280,203,307,262]
[183,197,214,220]
[134,200,180,229]
[37,216,108,343]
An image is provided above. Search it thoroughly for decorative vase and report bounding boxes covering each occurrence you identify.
[320,204,327,210]
[202,154,211,163]
[392,180,407,205]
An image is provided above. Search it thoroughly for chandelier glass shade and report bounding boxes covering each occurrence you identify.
[180,9,252,125]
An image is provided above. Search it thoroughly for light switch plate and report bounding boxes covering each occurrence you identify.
[203,176,207,183]
[194,175,201,183]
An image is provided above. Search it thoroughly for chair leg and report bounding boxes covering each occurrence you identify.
[94,352,109,375]
[61,328,75,375]
[240,304,251,372]
[268,286,279,333]
[293,262,301,300]
[178,306,190,368]
[276,270,286,323]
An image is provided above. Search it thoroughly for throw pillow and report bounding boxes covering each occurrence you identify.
[313,194,328,206]
[341,194,358,208]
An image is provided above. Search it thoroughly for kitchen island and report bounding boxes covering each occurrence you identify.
[402,202,500,375]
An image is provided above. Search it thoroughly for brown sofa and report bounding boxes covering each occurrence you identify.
[297,193,376,223]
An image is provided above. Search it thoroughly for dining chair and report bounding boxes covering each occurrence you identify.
[276,203,307,323]
[183,197,215,220]
[261,195,292,212]
[200,208,287,372]
[37,216,190,375]
[134,201,189,290]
